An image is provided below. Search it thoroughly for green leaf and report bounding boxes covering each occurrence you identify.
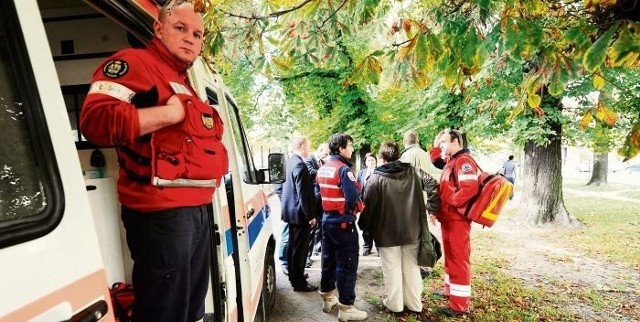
[527,93,541,108]
[608,23,640,67]
[583,24,618,72]
[548,77,565,97]
[593,73,605,90]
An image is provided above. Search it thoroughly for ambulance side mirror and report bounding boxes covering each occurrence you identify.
[267,153,285,183]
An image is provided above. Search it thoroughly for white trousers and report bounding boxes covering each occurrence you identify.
[378,242,423,312]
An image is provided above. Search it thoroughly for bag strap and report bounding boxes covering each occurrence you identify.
[449,155,488,219]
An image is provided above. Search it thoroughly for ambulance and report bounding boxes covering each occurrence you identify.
[0,0,282,321]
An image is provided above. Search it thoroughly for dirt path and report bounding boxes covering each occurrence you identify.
[487,217,640,321]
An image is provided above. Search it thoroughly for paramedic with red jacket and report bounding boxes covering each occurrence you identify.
[316,133,368,321]
[429,129,479,317]
[79,2,227,322]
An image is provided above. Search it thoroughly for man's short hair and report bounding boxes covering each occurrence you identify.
[159,0,201,23]
[378,141,400,162]
[404,130,419,145]
[328,133,353,155]
[317,143,329,154]
[447,129,464,147]
[508,155,514,160]
[291,136,309,152]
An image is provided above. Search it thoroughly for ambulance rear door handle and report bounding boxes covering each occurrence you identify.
[246,207,255,219]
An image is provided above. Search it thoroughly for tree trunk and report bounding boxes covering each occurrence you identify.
[516,140,575,226]
[515,97,575,226]
[586,152,608,186]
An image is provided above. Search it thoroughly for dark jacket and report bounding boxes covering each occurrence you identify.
[281,154,316,225]
[356,168,373,189]
[358,161,440,247]
[305,154,324,218]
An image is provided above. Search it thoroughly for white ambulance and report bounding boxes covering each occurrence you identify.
[0,0,282,321]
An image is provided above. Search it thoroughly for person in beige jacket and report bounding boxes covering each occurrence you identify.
[400,130,432,173]
[400,130,435,278]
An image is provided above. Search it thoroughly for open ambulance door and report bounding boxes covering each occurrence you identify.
[0,0,112,321]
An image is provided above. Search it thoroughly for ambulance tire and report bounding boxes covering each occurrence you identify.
[257,244,276,321]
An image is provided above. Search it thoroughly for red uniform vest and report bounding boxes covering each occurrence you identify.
[317,159,363,215]
[80,38,229,212]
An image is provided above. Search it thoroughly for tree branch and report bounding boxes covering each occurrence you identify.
[220,0,317,20]
[318,0,348,29]
[276,69,344,81]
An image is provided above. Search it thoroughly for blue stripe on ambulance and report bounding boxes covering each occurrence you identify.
[225,205,269,256]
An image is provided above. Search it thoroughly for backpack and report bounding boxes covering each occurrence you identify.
[453,159,513,227]
[462,170,513,227]
[110,282,134,322]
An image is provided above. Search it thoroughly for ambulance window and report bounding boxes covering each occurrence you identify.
[224,95,260,184]
[0,2,64,249]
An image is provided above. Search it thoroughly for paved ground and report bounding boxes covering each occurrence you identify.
[267,194,392,322]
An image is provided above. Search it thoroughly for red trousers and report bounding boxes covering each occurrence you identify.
[441,220,471,312]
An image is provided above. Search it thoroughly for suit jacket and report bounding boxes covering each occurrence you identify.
[305,154,324,218]
[282,154,316,225]
[356,168,373,188]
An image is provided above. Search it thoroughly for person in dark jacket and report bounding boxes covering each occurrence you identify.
[356,152,377,255]
[358,141,440,313]
[281,136,318,292]
[305,143,330,264]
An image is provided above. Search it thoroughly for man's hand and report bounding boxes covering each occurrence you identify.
[309,218,317,228]
[429,214,437,226]
[166,95,186,123]
[433,130,445,147]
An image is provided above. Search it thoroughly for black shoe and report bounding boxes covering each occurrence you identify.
[431,290,448,299]
[436,307,467,317]
[293,284,318,292]
[420,268,431,278]
[362,250,371,256]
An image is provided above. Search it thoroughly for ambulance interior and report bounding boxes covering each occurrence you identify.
[35,0,162,287]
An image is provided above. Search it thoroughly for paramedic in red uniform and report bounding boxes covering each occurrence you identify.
[79,2,228,322]
[316,133,368,321]
[429,129,478,317]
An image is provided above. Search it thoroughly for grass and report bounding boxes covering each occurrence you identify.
[560,182,640,269]
[620,190,640,199]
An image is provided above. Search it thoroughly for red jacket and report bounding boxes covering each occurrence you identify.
[80,38,228,212]
[430,147,479,221]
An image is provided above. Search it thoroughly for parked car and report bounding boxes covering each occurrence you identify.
[622,164,640,174]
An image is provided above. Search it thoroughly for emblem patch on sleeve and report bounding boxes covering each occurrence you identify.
[347,171,356,181]
[102,60,129,78]
[461,163,473,173]
[201,113,214,130]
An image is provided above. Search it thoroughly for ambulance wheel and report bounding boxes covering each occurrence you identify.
[257,245,276,321]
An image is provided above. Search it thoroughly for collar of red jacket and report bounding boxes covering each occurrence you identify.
[148,37,190,73]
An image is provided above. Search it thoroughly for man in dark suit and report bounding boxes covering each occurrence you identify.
[305,143,330,263]
[282,136,318,292]
[356,152,377,255]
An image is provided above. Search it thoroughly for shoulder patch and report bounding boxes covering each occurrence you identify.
[461,163,473,173]
[347,171,356,181]
[103,60,129,78]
